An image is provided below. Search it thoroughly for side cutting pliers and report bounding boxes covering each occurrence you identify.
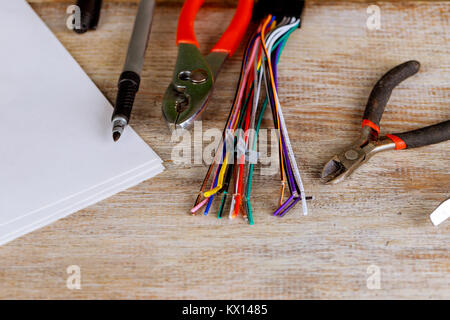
[162,0,253,130]
[321,60,450,184]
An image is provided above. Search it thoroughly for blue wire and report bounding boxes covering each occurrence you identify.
[204,164,220,215]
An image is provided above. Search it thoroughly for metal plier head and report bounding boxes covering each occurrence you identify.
[321,126,396,184]
[322,60,450,184]
[162,0,253,131]
[162,44,226,130]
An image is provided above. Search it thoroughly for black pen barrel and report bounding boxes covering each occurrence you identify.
[112,71,141,122]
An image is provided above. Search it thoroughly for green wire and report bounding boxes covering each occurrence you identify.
[246,97,268,225]
[217,191,227,219]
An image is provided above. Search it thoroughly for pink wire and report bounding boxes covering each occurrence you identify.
[229,33,261,128]
[191,198,209,214]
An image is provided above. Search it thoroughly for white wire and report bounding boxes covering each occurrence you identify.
[272,20,308,216]
[262,18,309,216]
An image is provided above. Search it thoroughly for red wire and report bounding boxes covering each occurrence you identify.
[233,79,253,218]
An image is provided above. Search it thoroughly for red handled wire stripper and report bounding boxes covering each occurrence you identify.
[162,0,254,130]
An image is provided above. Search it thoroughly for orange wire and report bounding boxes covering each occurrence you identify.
[260,15,286,205]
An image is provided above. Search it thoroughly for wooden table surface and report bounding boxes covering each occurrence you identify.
[0,0,448,299]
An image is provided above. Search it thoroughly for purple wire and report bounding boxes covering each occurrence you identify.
[270,32,302,217]
[272,44,283,89]
[273,136,301,218]
[281,124,297,191]
[278,197,301,217]
[273,133,298,216]
[273,194,294,216]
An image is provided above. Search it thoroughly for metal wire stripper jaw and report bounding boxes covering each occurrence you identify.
[322,60,450,184]
[162,44,227,130]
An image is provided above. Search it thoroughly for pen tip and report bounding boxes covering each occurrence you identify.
[112,116,127,142]
[113,132,121,142]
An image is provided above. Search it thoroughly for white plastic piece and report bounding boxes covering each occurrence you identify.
[430,199,450,226]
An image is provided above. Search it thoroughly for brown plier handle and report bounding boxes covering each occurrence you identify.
[362,60,450,149]
[362,60,421,134]
[387,120,450,150]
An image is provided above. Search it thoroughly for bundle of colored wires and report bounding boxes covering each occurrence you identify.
[191,5,308,224]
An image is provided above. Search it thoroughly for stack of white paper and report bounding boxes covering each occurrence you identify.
[0,1,164,245]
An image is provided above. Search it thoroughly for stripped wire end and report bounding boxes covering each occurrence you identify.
[240,201,249,221]
[217,191,228,219]
[228,196,236,220]
[243,197,254,225]
[278,181,286,207]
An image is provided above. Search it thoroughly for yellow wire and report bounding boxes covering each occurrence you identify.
[203,153,229,198]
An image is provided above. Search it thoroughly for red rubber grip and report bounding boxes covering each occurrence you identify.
[386,134,407,150]
[211,0,253,56]
[176,0,253,56]
[177,0,204,47]
[362,119,380,134]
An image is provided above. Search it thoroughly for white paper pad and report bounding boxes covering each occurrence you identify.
[0,1,164,245]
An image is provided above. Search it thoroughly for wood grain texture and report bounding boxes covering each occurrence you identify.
[0,0,448,299]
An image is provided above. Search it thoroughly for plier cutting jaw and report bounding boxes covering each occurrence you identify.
[162,0,253,130]
[322,60,450,184]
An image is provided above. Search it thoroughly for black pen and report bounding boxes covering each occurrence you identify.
[74,0,102,34]
[112,0,155,142]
